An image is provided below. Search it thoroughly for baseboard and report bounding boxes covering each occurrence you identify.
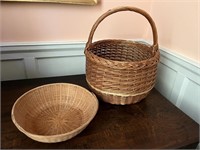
[1,40,200,124]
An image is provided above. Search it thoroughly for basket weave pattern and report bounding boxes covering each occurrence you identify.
[85,7,160,105]
[12,83,98,143]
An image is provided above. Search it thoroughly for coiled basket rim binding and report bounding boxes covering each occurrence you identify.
[11,83,99,142]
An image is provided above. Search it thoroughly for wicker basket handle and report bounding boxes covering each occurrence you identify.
[85,6,158,52]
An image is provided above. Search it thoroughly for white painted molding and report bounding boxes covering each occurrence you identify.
[143,40,200,68]
[152,44,200,124]
[0,42,86,80]
[1,40,200,125]
[1,42,86,60]
[159,48,200,84]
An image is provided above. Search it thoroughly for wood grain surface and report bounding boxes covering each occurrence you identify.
[1,75,199,149]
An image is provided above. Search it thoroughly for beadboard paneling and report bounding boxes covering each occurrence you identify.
[1,41,200,125]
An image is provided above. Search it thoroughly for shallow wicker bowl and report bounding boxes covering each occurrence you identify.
[11,83,98,143]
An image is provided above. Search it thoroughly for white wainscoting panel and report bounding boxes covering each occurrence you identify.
[155,62,177,104]
[1,42,86,80]
[36,56,85,78]
[155,46,200,124]
[1,41,200,125]
[1,59,27,81]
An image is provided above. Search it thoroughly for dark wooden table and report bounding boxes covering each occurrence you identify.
[1,75,199,149]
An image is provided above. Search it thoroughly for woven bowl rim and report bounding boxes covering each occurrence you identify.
[11,83,99,139]
[85,39,159,65]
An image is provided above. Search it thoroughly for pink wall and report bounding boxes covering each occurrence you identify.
[144,0,199,62]
[1,0,152,42]
[1,0,199,62]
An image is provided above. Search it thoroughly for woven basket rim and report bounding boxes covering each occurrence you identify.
[85,39,159,69]
[11,83,99,139]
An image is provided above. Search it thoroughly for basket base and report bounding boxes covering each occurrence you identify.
[87,81,150,105]
[32,104,83,135]
[98,92,148,105]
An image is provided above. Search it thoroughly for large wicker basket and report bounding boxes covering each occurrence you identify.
[85,6,160,105]
[11,83,98,143]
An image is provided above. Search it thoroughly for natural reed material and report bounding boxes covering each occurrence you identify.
[85,6,160,105]
[11,83,98,143]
